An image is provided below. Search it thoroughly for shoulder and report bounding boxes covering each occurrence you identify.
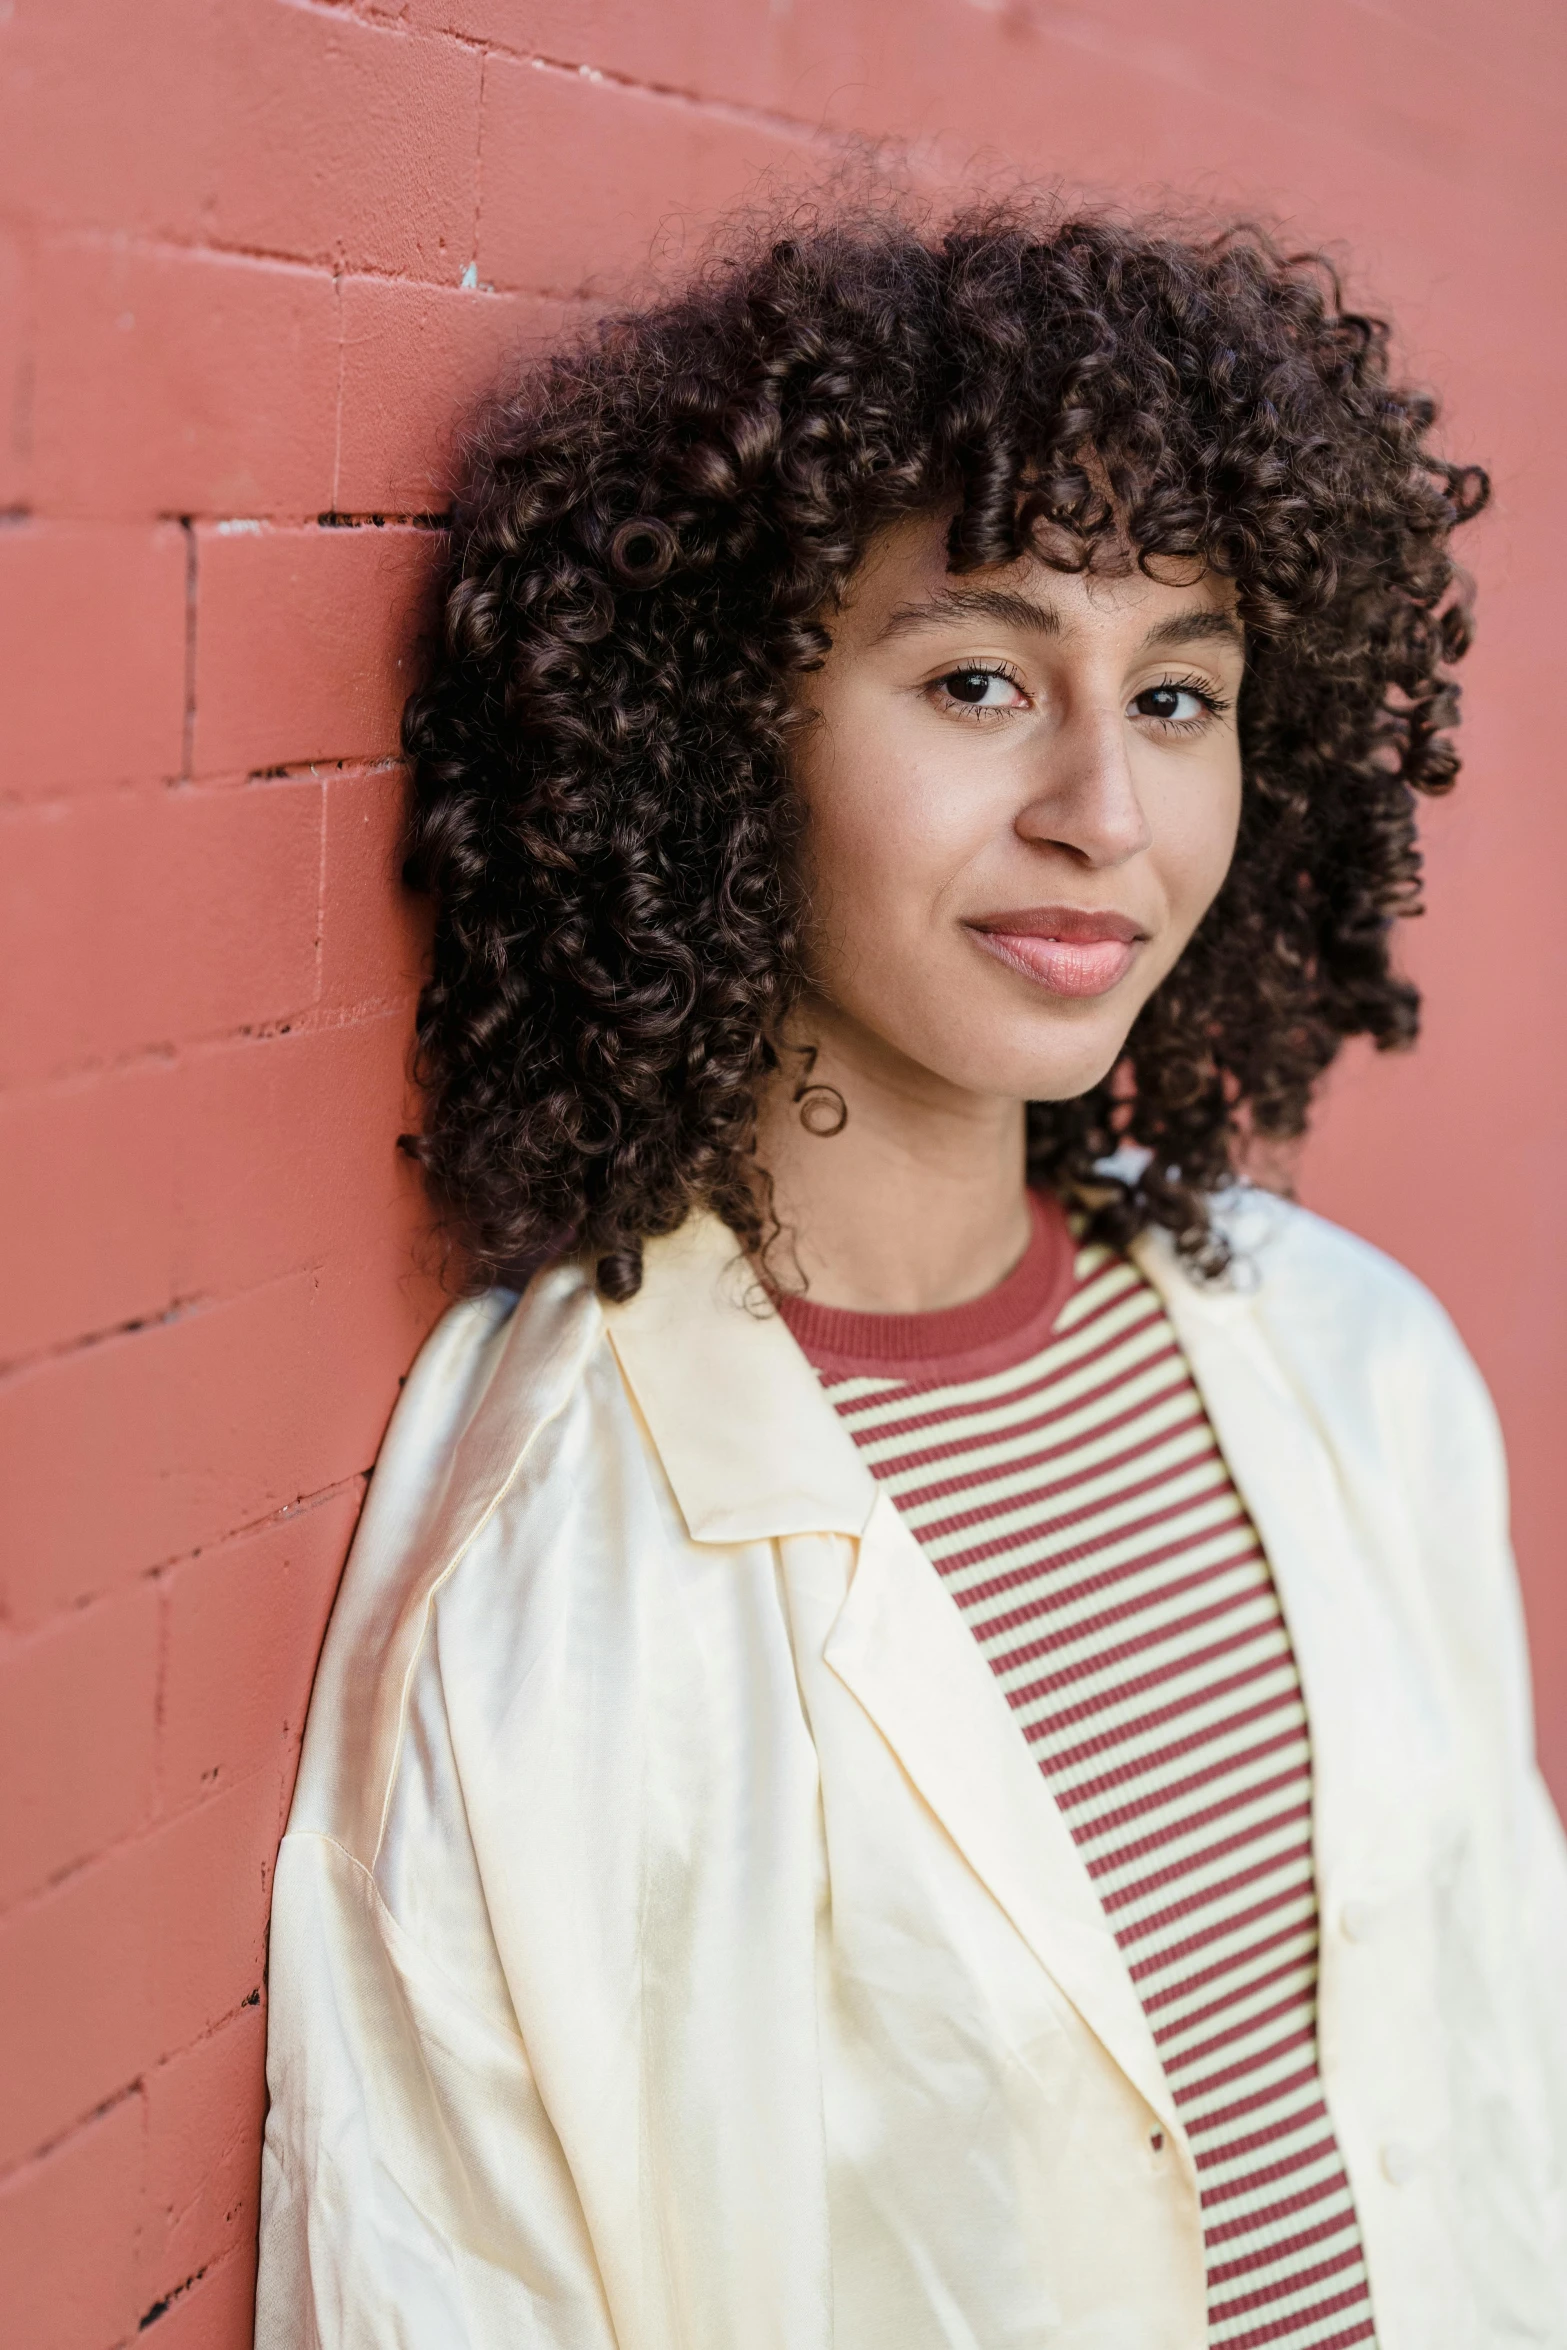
[348,1257,616,1585]
[1143,1191,1529,1703]
[399,1259,604,1458]
[287,1256,624,1861]
[1219,1182,1443,1310]
[1189,1185,1485,1392]
[1142,1187,1506,1509]
[1148,1186,1510,1550]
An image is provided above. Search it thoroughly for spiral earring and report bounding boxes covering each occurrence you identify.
[794,1082,849,1137]
[788,1040,848,1136]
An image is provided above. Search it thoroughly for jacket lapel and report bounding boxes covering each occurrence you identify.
[1134,1216,1449,1977]
[821,1483,1185,2137]
[1141,1254,1365,1913]
[609,1213,1185,2139]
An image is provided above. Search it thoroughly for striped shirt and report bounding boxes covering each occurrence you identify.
[777,1194,1378,2350]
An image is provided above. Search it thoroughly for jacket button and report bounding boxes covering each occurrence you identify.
[1340,1899,1375,1942]
[1380,2141,1418,2185]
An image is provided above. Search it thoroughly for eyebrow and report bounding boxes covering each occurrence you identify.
[1139,609,1246,654]
[874,588,1244,655]
[876,588,1063,642]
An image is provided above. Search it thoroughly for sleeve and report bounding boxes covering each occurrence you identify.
[1522,1771,1567,2112]
[254,1832,619,2350]
[1396,1294,1567,2249]
[1519,1763,1567,2274]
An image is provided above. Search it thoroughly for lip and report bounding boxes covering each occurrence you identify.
[965,904,1149,1000]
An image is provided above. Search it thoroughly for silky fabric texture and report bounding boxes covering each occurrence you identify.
[256,1195,1567,2350]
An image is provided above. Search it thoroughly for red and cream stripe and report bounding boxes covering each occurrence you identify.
[782,1214,1378,2350]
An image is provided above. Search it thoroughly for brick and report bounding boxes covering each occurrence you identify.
[319,763,430,1013]
[0,1006,426,1370]
[139,2001,267,2314]
[208,5,482,283]
[0,1063,181,1366]
[0,0,239,236]
[423,0,1146,174]
[335,274,572,513]
[0,1585,160,1910]
[0,1259,435,1629]
[192,522,440,776]
[478,58,814,297]
[0,0,216,233]
[31,240,339,522]
[169,1015,427,1303]
[138,2241,258,2350]
[992,0,1543,197]
[0,780,322,1087]
[0,522,188,798]
[793,9,1490,212]
[0,0,480,281]
[0,2095,143,2350]
[0,1770,278,2172]
[159,1489,361,1814]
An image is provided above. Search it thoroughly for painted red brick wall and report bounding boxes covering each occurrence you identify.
[1,5,1561,2342]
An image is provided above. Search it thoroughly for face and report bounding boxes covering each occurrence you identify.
[788,515,1246,1110]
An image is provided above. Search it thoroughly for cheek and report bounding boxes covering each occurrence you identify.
[796,710,981,955]
[1153,753,1244,933]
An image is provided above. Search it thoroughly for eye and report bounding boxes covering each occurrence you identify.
[1130,678,1227,729]
[931,664,1027,714]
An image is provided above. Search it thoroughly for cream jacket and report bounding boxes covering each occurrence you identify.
[256,1195,1567,2350]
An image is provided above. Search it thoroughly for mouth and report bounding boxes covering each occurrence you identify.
[964,905,1149,1000]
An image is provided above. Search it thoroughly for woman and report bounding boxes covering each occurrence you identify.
[256,206,1567,2348]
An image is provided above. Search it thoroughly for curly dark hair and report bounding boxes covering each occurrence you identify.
[402,197,1487,1302]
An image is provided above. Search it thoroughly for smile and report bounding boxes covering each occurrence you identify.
[965,906,1148,1000]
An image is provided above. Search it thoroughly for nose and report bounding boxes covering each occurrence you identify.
[1014,705,1152,869]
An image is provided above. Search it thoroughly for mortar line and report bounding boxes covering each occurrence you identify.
[0,1958,281,2190]
[0,2080,144,2191]
[472,44,487,282]
[0,995,420,1118]
[312,743,329,1013]
[278,0,855,146]
[179,519,198,778]
[330,269,345,512]
[506,46,845,145]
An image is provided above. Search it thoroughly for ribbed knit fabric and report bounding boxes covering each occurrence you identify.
[777,1198,1379,2350]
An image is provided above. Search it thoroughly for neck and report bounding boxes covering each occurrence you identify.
[753,995,1032,1313]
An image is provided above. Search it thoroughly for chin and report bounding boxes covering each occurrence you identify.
[924,1043,1126,1107]
[949,1022,1128,1107]
[878,993,1137,1107]
[1024,1062,1125,1106]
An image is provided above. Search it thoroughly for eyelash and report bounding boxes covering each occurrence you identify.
[924,660,1026,722]
[1144,671,1233,730]
[929,662,1233,730]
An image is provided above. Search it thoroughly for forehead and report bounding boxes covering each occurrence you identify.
[840,512,1242,644]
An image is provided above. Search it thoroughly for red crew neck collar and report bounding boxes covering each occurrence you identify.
[773,1190,1077,1386]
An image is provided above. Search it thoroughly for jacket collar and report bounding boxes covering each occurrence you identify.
[603,1209,878,1544]
[601,1206,1247,1548]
